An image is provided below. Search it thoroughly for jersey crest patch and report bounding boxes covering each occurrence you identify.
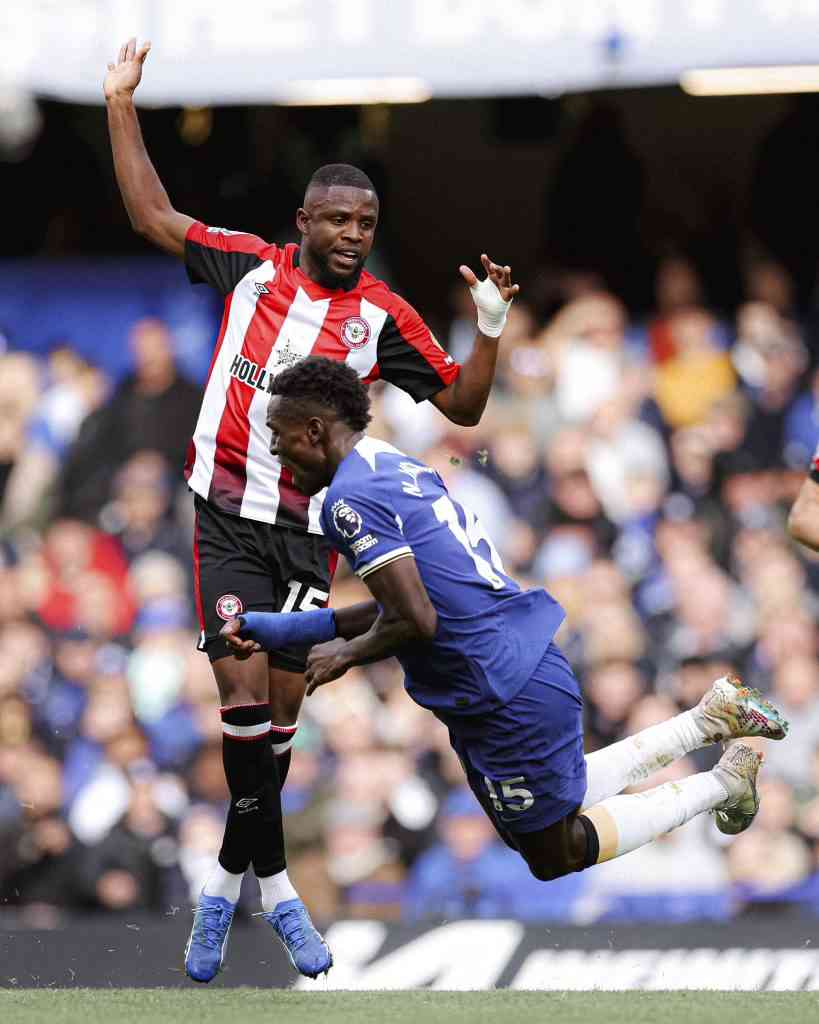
[216,593,243,620]
[340,316,371,350]
[331,498,363,539]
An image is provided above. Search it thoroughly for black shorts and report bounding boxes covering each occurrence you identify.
[193,494,337,671]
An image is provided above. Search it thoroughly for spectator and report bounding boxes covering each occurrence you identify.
[1,347,108,530]
[59,318,201,520]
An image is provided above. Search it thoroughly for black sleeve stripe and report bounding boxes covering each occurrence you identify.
[185,239,265,296]
[810,466,819,484]
[376,314,448,403]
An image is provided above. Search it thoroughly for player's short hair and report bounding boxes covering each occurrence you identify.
[305,163,378,200]
[270,357,372,432]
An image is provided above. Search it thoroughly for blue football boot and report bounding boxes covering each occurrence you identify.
[261,898,332,979]
[184,893,236,983]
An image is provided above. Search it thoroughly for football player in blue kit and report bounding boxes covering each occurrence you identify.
[222,357,788,890]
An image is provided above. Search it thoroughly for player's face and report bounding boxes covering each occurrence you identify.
[267,399,330,496]
[296,186,378,290]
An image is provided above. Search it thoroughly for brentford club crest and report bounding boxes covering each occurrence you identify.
[216,594,243,620]
[340,316,371,350]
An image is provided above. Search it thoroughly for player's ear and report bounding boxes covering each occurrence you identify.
[296,207,310,234]
[306,415,325,445]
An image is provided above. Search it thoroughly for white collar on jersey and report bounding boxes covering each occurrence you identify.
[354,434,403,471]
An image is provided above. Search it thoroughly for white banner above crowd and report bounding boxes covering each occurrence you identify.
[6,0,819,105]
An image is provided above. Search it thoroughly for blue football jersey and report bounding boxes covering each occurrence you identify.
[321,436,566,715]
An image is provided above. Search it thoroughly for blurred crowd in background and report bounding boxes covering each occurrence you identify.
[2,251,819,928]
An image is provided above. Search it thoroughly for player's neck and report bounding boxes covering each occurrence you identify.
[328,429,365,476]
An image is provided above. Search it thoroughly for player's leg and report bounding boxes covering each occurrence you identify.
[581,674,788,810]
[252,529,333,979]
[262,532,336,794]
[211,653,285,888]
[445,644,777,881]
[515,742,764,881]
[251,662,303,909]
[186,497,293,982]
[579,742,764,868]
[185,659,275,981]
[267,665,304,790]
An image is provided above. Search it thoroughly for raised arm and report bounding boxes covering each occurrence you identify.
[104,38,194,257]
[431,255,519,426]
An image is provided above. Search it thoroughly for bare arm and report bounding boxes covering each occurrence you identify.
[305,557,437,695]
[430,331,502,426]
[788,475,819,552]
[104,38,194,257]
[430,255,520,427]
[333,599,381,639]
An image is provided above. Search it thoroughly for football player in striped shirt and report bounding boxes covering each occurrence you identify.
[104,39,519,981]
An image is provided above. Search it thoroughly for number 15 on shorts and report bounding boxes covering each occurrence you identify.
[484,775,534,813]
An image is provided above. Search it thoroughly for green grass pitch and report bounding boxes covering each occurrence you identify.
[2,990,818,1024]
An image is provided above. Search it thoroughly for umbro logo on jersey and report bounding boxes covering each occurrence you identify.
[235,796,259,813]
[254,282,270,296]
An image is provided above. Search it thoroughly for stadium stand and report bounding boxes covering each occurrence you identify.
[2,252,819,927]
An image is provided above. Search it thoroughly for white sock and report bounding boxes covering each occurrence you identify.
[584,770,729,863]
[581,709,707,811]
[202,863,243,903]
[258,868,298,912]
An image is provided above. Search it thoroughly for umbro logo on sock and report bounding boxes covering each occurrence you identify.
[236,796,259,813]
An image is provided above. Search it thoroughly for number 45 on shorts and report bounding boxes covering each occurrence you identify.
[484,775,534,813]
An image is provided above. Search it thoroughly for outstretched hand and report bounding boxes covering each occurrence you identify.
[459,254,519,338]
[104,37,151,101]
[460,254,520,304]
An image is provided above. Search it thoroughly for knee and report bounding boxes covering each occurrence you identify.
[218,681,264,708]
[525,850,582,882]
[269,689,303,725]
[267,670,307,725]
[213,661,268,709]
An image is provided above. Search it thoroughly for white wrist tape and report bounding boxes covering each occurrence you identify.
[470,275,512,338]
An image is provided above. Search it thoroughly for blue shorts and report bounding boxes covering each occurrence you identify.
[438,642,587,834]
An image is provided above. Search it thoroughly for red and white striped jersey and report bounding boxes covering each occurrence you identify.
[184,222,460,532]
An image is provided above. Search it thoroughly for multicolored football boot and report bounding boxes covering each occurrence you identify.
[694,675,788,744]
[712,742,764,835]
